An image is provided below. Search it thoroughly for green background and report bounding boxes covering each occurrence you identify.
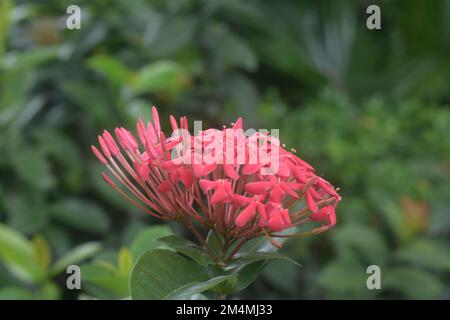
[0,0,449,299]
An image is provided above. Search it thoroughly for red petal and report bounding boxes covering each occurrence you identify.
[192,164,205,178]
[152,106,161,132]
[256,202,268,226]
[91,146,107,166]
[211,185,230,204]
[310,205,333,222]
[241,163,261,175]
[305,189,319,212]
[281,209,291,225]
[317,178,335,195]
[158,180,172,192]
[199,179,217,192]
[280,183,299,199]
[203,163,217,176]
[293,166,310,183]
[267,213,285,232]
[269,185,285,202]
[223,164,239,180]
[231,195,252,207]
[178,169,193,187]
[235,201,257,227]
[327,208,337,227]
[276,161,291,177]
[233,117,243,130]
[161,160,179,171]
[245,181,274,194]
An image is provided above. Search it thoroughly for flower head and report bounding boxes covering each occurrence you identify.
[92,106,341,249]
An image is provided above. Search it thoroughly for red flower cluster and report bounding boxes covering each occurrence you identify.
[92,107,341,244]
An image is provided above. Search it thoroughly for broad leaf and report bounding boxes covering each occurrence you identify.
[226,252,301,271]
[51,242,101,276]
[88,54,131,86]
[130,225,173,259]
[50,198,110,234]
[0,224,45,283]
[395,238,450,271]
[158,235,213,266]
[383,267,444,299]
[130,249,209,299]
[163,275,237,299]
[32,234,51,271]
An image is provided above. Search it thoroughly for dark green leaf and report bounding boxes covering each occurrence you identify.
[226,252,301,271]
[50,198,110,234]
[130,225,173,259]
[51,242,101,276]
[130,249,209,299]
[164,275,237,299]
[158,235,213,266]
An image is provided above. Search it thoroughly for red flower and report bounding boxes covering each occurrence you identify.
[92,106,341,245]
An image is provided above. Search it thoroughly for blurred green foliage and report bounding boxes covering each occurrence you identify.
[0,0,449,299]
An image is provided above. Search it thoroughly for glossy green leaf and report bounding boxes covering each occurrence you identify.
[11,148,55,190]
[383,267,444,299]
[157,235,213,266]
[50,198,110,234]
[131,61,187,95]
[82,261,129,298]
[130,225,173,259]
[32,234,52,271]
[0,286,34,300]
[226,252,301,271]
[395,238,450,271]
[88,54,131,86]
[164,275,237,299]
[130,249,209,299]
[51,242,101,276]
[332,223,389,265]
[118,247,133,274]
[231,260,268,293]
[0,223,44,283]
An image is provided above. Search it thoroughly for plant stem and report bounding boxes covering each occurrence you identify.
[186,222,219,263]
[224,237,249,263]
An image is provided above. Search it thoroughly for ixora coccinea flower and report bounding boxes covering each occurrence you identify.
[91,106,341,265]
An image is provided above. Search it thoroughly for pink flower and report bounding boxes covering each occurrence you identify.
[92,106,341,246]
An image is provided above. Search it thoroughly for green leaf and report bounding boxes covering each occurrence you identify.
[332,222,389,265]
[206,230,222,257]
[131,61,187,95]
[130,249,209,299]
[32,234,52,271]
[51,242,101,276]
[62,81,114,126]
[232,260,268,293]
[0,286,34,300]
[118,247,133,274]
[1,46,59,70]
[226,252,301,271]
[39,281,60,300]
[88,54,131,86]
[395,238,450,271]
[319,255,373,299]
[215,34,258,71]
[11,148,55,190]
[82,261,129,298]
[50,198,110,234]
[147,16,196,57]
[130,225,173,259]
[383,267,444,299]
[0,223,44,283]
[157,235,213,266]
[163,275,237,300]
